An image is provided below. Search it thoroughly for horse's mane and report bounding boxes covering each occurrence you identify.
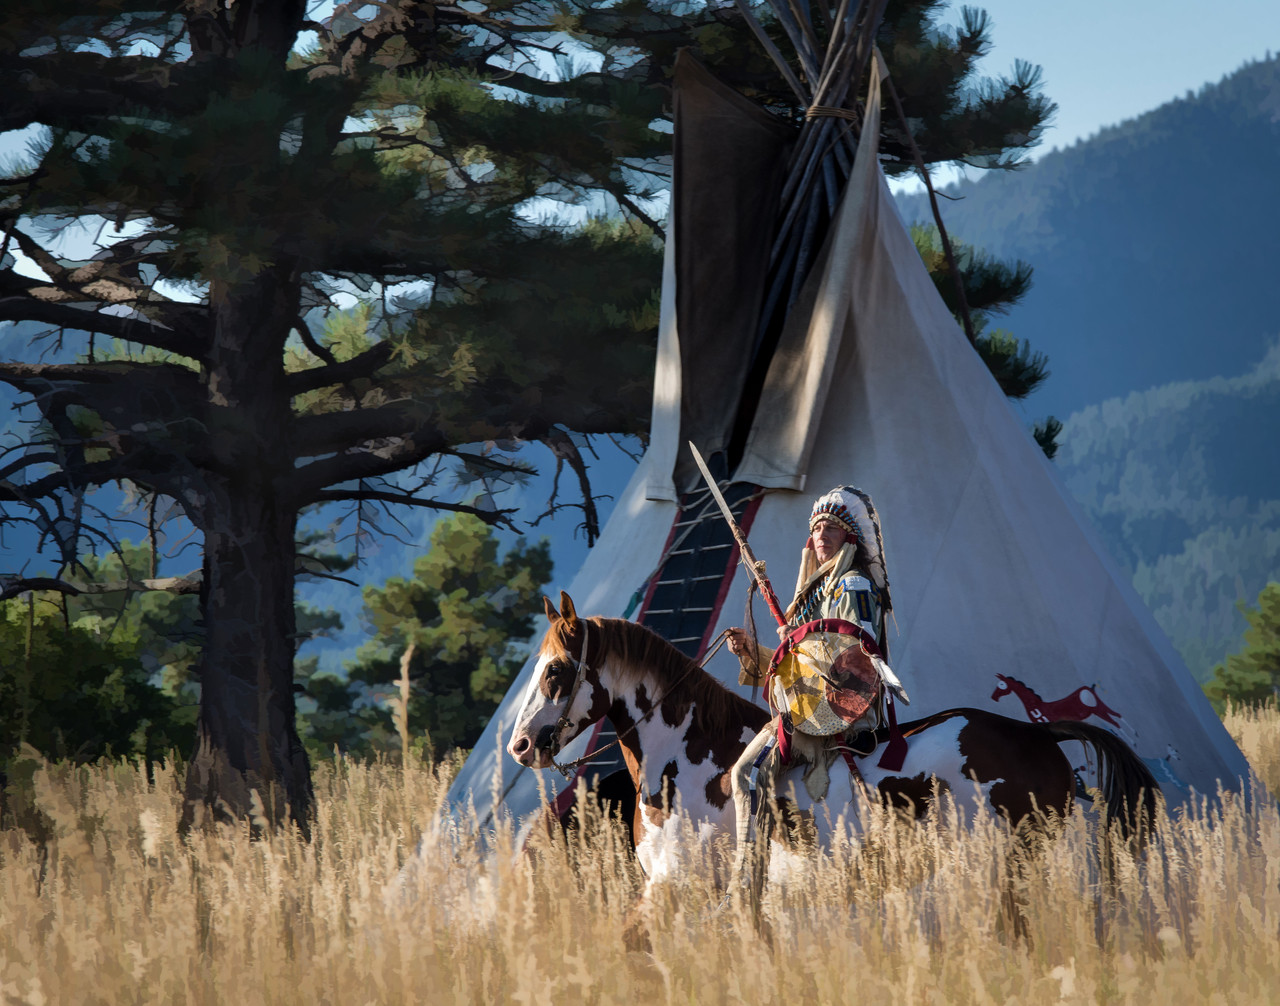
[540,616,767,733]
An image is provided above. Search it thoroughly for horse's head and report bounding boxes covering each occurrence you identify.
[506,591,609,769]
[991,673,1013,701]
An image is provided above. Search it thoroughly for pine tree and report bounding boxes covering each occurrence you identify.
[0,586,192,766]
[1203,583,1280,712]
[307,513,552,759]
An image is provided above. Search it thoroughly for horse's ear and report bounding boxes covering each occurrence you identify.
[543,595,558,623]
[558,590,578,625]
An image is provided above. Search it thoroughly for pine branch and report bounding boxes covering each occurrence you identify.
[293,402,437,457]
[0,52,211,131]
[0,451,59,482]
[0,456,159,504]
[286,340,393,394]
[0,297,201,358]
[308,488,518,526]
[539,428,600,546]
[0,572,201,602]
[291,427,450,503]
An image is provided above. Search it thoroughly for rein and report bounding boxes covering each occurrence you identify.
[548,627,735,779]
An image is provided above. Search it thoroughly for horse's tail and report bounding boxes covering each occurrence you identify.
[1043,720,1159,839]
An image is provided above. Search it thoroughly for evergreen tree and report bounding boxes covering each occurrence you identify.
[0,1,662,833]
[0,588,192,766]
[0,538,346,765]
[307,513,552,760]
[70,543,204,709]
[0,1,1054,831]
[1203,582,1280,712]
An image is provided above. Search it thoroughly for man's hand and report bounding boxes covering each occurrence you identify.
[726,627,752,656]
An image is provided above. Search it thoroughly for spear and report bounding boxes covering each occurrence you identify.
[688,442,788,628]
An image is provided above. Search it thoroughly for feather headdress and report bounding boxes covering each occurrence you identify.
[793,486,893,652]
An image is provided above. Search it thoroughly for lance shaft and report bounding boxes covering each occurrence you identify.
[688,443,788,627]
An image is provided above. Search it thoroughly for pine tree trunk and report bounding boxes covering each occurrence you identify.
[181,488,311,836]
[180,270,312,836]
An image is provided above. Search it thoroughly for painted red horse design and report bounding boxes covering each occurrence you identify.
[991,673,1127,729]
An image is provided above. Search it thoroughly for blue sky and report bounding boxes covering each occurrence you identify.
[975,0,1279,152]
[894,0,1280,192]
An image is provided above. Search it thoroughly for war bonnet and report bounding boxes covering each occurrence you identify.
[804,486,891,611]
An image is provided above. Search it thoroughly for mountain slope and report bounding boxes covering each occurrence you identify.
[896,55,1280,422]
[1055,339,1280,680]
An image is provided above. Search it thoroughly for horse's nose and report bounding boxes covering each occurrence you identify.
[536,724,556,752]
[509,734,532,763]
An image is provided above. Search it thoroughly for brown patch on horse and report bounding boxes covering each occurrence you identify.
[704,770,733,811]
[957,710,1075,824]
[582,668,612,725]
[878,773,948,818]
[633,681,655,719]
[586,618,769,763]
[684,696,768,774]
[636,769,680,827]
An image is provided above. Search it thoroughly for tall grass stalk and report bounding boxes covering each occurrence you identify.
[2,708,1278,1004]
[1223,699,1280,796]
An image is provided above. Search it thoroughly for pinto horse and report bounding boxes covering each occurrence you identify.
[507,593,1158,892]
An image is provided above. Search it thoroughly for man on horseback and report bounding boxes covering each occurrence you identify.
[725,486,909,877]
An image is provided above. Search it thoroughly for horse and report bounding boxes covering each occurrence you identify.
[507,593,1159,901]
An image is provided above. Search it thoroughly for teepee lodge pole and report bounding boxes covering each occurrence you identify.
[880,62,979,348]
[728,0,890,463]
[741,0,891,330]
[732,0,975,354]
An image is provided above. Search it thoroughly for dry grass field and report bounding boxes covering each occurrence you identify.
[1,703,1277,1005]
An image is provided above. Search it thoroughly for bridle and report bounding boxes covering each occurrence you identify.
[543,619,592,766]
[542,624,734,779]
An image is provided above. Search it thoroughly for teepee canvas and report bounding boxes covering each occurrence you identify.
[445,41,1250,834]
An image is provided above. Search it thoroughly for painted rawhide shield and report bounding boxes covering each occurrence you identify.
[768,619,882,737]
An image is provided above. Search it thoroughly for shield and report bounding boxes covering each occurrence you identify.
[767,619,882,736]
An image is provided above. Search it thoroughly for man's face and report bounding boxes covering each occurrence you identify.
[811,519,846,564]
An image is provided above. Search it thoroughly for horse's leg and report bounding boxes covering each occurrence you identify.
[976,726,1076,945]
[621,798,710,951]
[728,723,777,893]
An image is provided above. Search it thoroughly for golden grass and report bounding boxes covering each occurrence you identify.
[1223,699,1280,797]
[0,705,1276,1005]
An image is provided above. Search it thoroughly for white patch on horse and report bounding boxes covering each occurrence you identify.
[518,656,549,716]
[865,716,1004,820]
[635,801,685,883]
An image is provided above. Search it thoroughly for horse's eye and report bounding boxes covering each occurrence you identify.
[544,662,570,701]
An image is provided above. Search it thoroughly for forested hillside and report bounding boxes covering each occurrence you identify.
[895,55,1280,422]
[1055,340,1280,681]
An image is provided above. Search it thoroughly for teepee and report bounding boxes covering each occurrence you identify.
[446,12,1250,832]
